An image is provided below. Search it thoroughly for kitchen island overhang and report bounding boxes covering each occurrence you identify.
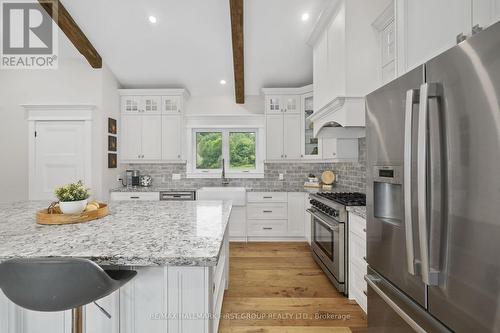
[0,200,232,333]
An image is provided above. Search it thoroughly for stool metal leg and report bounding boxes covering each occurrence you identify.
[72,306,83,333]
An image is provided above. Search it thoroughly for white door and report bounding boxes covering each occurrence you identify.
[283,114,301,160]
[141,115,162,160]
[265,114,284,160]
[473,0,500,29]
[402,0,471,71]
[162,115,182,160]
[33,121,87,200]
[121,115,142,161]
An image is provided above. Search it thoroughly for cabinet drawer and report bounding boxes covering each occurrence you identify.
[247,220,287,236]
[247,203,287,219]
[110,192,159,201]
[349,232,367,270]
[247,192,287,203]
[349,213,366,239]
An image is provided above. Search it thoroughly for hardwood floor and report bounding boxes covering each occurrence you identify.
[219,242,367,333]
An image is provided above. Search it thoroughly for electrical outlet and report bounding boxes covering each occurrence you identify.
[172,173,181,180]
[279,173,284,181]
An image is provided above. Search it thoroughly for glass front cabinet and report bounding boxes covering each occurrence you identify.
[301,92,321,159]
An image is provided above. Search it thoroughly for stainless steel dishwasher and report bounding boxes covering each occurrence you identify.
[159,190,196,201]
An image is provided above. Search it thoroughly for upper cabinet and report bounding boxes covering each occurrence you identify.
[121,96,161,114]
[119,89,189,164]
[262,86,358,162]
[265,95,300,114]
[397,0,500,74]
[308,0,392,134]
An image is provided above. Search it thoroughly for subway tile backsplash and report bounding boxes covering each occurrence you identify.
[123,138,366,193]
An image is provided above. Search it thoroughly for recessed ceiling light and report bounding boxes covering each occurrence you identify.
[301,12,310,21]
[220,80,227,85]
[148,16,157,24]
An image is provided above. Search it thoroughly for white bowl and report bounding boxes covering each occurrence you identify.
[59,199,87,214]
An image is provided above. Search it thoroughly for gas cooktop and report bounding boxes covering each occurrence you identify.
[316,192,366,206]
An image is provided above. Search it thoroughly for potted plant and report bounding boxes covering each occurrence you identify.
[54,181,90,214]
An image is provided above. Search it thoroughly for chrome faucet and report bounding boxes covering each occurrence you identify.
[221,159,229,186]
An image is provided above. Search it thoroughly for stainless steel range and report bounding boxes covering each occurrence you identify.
[307,192,366,294]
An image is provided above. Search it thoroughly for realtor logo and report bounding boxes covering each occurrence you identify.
[1,0,58,69]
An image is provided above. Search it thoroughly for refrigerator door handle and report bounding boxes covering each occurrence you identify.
[417,83,441,286]
[365,274,427,333]
[404,89,419,276]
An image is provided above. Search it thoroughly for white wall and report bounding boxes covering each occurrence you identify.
[0,59,121,203]
[185,95,264,115]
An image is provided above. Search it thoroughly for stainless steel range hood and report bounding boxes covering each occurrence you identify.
[308,96,365,138]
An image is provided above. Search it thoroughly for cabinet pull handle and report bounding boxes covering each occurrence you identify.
[363,228,366,233]
[263,227,273,230]
[263,196,273,199]
[363,256,367,262]
[263,210,273,213]
[363,290,367,296]
[130,196,140,199]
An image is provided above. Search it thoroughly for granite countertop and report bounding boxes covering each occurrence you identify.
[0,200,232,267]
[111,186,355,194]
[347,206,366,219]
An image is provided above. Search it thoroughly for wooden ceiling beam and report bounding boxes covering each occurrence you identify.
[38,0,102,68]
[229,0,244,104]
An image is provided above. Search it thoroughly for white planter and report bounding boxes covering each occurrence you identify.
[59,199,87,214]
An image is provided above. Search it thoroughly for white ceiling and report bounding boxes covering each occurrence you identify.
[60,0,327,96]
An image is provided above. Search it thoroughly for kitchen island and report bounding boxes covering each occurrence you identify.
[0,200,232,333]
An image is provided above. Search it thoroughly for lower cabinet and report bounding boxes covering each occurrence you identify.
[110,192,160,201]
[228,206,247,241]
[0,235,230,333]
[246,192,306,240]
[348,212,367,313]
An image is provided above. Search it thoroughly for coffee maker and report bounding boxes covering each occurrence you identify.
[123,170,140,187]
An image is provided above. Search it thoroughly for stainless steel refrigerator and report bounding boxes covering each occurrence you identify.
[365,20,500,333]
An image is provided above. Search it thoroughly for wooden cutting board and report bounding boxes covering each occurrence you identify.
[36,203,109,225]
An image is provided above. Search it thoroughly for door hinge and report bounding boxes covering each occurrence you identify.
[34,131,37,138]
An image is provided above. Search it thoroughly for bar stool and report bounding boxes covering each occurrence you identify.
[0,258,137,333]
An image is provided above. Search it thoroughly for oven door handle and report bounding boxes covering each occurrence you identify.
[307,209,339,232]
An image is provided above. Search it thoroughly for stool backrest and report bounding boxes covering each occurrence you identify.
[0,258,136,312]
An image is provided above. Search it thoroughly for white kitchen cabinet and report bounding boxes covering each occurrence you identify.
[85,292,119,333]
[301,93,321,159]
[120,89,189,164]
[263,87,314,162]
[265,95,299,114]
[246,192,306,240]
[397,0,472,73]
[162,96,181,114]
[287,193,306,237]
[266,112,301,160]
[228,206,247,241]
[121,96,161,114]
[110,192,160,201]
[473,0,500,30]
[348,212,367,313]
[265,114,284,160]
[283,113,301,160]
[141,115,162,160]
[322,138,359,161]
[161,115,182,161]
[121,114,162,162]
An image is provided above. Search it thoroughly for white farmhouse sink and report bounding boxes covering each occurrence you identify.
[196,187,246,206]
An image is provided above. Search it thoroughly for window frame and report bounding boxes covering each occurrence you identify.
[188,128,264,178]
